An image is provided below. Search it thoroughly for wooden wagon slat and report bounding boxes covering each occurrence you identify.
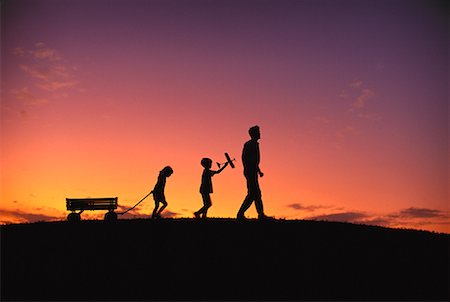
[66,197,119,222]
[66,197,118,211]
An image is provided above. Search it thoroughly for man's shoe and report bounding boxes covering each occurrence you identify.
[237,215,246,220]
[258,214,274,220]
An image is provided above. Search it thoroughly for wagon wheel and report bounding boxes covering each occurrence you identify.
[104,211,117,222]
[67,212,81,222]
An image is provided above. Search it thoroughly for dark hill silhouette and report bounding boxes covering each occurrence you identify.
[1,218,448,301]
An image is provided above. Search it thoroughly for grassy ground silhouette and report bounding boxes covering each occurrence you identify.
[1,218,448,300]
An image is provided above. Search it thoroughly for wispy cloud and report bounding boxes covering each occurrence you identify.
[116,204,181,219]
[12,47,26,57]
[161,210,180,218]
[10,87,48,105]
[19,64,51,81]
[18,63,78,92]
[385,207,450,232]
[340,79,377,113]
[315,79,379,144]
[11,42,80,105]
[0,208,64,224]
[304,206,450,233]
[352,88,375,109]
[287,203,331,212]
[332,79,380,144]
[357,113,381,121]
[38,79,78,91]
[313,116,331,125]
[349,79,363,89]
[307,211,369,223]
[116,204,149,219]
[336,125,360,139]
[29,42,62,61]
[399,207,447,219]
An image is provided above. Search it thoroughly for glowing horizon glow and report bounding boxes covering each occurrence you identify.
[1,0,448,233]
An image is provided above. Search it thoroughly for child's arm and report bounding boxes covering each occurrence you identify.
[213,162,228,175]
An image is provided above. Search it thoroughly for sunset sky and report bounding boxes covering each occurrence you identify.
[1,0,448,233]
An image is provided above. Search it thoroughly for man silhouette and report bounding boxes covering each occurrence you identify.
[237,125,269,220]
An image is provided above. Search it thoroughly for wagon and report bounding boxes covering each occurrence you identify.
[66,197,118,222]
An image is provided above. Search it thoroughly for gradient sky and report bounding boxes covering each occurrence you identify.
[1,0,448,233]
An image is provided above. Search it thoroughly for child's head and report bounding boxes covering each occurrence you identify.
[201,158,212,169]
[161,166,173,177]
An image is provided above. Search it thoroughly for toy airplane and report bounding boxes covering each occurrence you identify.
[217,152,236,169]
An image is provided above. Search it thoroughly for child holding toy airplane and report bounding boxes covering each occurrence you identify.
[194,158,228,219]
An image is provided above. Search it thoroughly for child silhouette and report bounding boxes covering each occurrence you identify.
[152,166,173,219]
[194,158,228,219]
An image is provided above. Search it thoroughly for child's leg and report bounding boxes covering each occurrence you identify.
[201,193,212,218]
[152,203,159,219]
[157,198,167,217]
[152,194,161,218]
[195,193,206,217]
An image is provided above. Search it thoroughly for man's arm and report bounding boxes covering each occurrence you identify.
[258,167,264,177]
[256,142,263,177]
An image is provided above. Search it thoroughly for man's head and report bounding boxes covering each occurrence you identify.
[248,125,260,140]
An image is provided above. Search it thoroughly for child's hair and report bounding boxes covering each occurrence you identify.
[201,158,212,168]
[161,166,173,176]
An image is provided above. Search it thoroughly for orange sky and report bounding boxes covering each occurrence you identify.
[1,0,448,233]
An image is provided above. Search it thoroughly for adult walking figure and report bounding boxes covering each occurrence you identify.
[237,125,269,220]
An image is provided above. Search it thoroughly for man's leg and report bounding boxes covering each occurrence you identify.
[253,179,265,218]
[255,195,265,218]
[237,195,254,219]
[237,174,257,219]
